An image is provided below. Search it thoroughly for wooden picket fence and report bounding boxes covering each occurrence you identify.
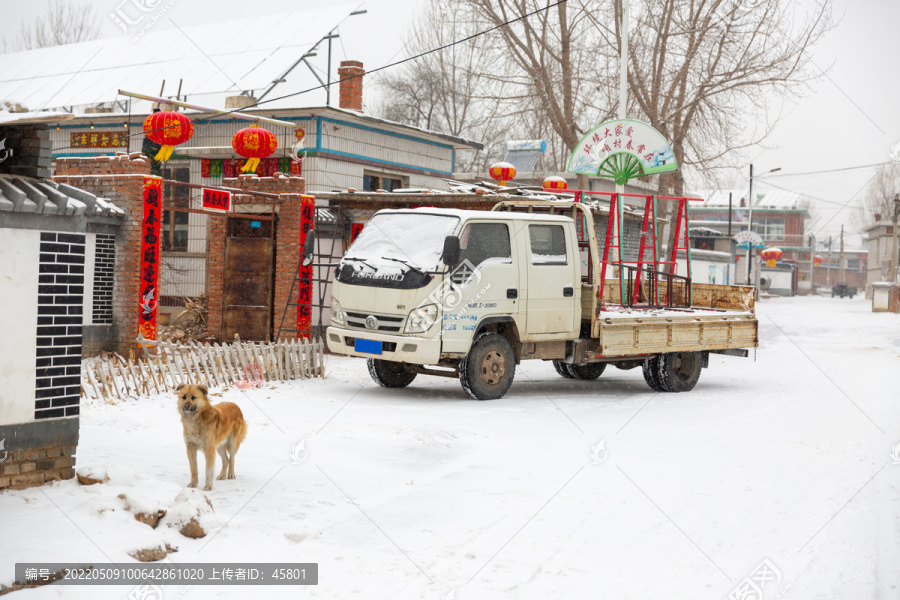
[82,337,325,401]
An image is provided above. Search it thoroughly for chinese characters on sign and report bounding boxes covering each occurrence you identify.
[567,118,677,177]
[70,131,129,149]
[139,177,162,341]
[201,188,232,213]
[297,196,315,336]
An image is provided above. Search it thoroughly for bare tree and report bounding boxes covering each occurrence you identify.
[374,2,515,172]
[4,0,100,53]
[590,0,832,195]
[856,163,900,228]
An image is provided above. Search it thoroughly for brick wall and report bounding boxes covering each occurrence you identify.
[207,173,307,340]
[0,419,78,490]
[0,444,77,490]
[0,125,52,178]
[92,233,115,324]
[54,153,150,355]
[337,60,365,111]
[36,232,85,419]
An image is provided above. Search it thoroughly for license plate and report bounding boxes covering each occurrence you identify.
[354,338,382,355]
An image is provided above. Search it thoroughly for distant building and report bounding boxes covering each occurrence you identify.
[813,248,868,291]
[864,219,897,294]
[689,189,812,291]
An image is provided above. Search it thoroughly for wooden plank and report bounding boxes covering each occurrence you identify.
[220,343,238,384]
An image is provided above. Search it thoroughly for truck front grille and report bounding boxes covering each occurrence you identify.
[344,310,406,333]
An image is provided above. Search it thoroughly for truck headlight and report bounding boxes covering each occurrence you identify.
[331,301,345,326]
[405,304,438,334]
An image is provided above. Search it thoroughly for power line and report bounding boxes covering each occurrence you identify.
[52,0,568,154]
[765,161,892,178]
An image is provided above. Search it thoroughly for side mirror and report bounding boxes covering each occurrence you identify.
[441,235,460,267]
[302,230,316,267]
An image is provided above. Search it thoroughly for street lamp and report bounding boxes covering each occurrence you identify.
[746,164,781,285]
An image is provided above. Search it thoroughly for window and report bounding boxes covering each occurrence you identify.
[363,172,404,192]
[459,222,511,267]
[751,218,785,241]
[529,224,568,265]
[162,166,190,251]
[450,222,511,285]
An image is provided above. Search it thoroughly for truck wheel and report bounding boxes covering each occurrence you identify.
[367,359,417,388]
[460,333,515,400]
[568,363,606,380]
[656,352,702,392]
[642,357,666,392]
[552,359,576,379]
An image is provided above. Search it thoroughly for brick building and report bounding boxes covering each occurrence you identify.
[0,114,124,490]
[691,189,812,289]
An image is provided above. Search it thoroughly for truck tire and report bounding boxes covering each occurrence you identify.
[568,363,606,380]
[460,332,515,400]
[642,357,666,392]
[367,359,417,388]
[656,352,702,392]
[552,359,576,379]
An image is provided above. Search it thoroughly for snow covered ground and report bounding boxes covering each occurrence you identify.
[2,295,899,600]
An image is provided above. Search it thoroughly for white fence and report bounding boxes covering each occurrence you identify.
[82,338,325,401]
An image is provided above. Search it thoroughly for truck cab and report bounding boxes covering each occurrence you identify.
[326,207,581,397]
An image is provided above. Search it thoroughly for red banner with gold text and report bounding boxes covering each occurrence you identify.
[297,195,315,336]
[139,177,163,341]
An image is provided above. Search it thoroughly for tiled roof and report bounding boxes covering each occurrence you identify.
[0,174,123,218]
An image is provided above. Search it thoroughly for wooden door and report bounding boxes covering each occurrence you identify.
[222,221,274,341]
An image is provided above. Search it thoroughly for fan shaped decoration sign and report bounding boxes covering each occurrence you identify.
[567,118,677,184]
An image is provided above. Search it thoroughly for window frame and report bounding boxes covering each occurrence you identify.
[528,223,569,266]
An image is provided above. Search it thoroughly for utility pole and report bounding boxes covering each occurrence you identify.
[808,234,815,291]
[839,224,845,285]
[826,236,832,287]
[727,192,733,237]
[747,164,754,285]
[892,195,899,283]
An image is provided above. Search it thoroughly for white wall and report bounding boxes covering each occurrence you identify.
[84,232,96,324]
[0,228,40,425]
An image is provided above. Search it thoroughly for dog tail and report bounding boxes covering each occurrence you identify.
[234,418,248,447]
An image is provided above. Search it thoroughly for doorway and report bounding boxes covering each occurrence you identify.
[222,216,274,341]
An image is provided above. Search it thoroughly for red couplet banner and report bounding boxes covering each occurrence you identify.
[139,177,163,341]
[297,195,315,336]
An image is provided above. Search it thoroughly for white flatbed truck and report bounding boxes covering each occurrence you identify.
[321,200,757,400]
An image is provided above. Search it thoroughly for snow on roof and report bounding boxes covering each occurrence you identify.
[694,188,811,210]
[0,109,75,126]
[0,5,357,111]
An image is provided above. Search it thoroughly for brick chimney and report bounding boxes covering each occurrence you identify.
[337,60,365,111]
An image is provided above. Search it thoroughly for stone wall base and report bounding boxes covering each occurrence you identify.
[0,418,79,490]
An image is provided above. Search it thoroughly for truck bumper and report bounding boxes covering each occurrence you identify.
[326,327,441,365]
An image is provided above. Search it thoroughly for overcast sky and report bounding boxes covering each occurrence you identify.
[1,0,897,247]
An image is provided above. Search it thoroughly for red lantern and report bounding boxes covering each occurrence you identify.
[813,255,823,267]
[760,247,783,268]
[489,161,516,187]
[142,111,193,162]
[232,125,278,174]
[542,176,568,191]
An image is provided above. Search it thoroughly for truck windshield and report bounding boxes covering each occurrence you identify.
[337,212,460,289]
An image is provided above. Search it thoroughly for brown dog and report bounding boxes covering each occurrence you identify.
[176,383,248,491]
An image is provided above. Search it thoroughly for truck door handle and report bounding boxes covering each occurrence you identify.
[563,286,574,297]
[507,288,518,299]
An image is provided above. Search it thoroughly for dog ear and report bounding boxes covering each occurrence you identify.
[175,383,186,393]
[197,385,208,396]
